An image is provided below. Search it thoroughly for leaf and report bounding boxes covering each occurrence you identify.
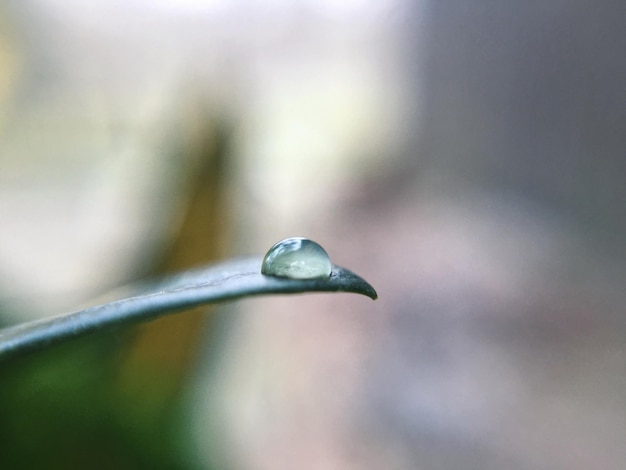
[0,257,377,362]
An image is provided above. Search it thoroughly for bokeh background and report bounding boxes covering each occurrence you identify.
[1,1,626,469]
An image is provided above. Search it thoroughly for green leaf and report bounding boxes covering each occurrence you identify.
[0,257,377,362]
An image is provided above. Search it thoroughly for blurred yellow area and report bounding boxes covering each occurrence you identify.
[0,16,20,121]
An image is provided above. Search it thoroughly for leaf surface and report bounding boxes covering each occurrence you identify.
[0,257,377,361]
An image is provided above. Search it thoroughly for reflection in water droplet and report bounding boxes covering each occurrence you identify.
[261,237,332,280]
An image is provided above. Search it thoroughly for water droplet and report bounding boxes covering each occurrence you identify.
[261,237,332,280]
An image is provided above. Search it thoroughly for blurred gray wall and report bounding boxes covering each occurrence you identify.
[413,0,626,249]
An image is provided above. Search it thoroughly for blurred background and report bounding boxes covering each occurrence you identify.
[1,0,626,469]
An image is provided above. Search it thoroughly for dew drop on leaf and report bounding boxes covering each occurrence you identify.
[261,237,332,280]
